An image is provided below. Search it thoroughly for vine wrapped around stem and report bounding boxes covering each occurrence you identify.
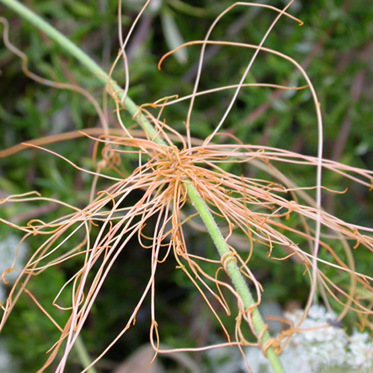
[1,1,373,373]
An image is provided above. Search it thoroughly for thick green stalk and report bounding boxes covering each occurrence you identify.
[75,336,97,373]
[0,1,284,372]
[186,184,284,373]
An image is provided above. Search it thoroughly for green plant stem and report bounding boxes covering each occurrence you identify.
[0,1,284,372]
[186,183,284,373]
[75,336,97,373]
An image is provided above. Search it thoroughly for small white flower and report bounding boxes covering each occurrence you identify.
[0,234,28,303]
[242,305,373,373]
[0,235,27,372]
[0,341,16,372]
[0,234,27,282]
[347,330,373,368]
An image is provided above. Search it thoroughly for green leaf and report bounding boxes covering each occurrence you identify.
[161,10,188,65]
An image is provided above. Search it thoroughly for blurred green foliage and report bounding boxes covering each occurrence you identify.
[0,0,372,371]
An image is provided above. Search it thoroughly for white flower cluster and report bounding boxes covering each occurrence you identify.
[244,305,373,373]
[0,234,27,373]
[0,234,27,282]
